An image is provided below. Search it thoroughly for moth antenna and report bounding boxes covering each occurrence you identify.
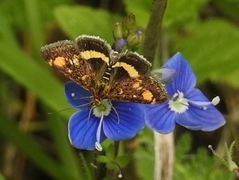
[78,96,92,100]
[48,96,92,115]
[47,107,74,114]
[75,101,91,109]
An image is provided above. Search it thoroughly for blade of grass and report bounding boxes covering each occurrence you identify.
[46,113,83,179]
[0,111,70,180]
[23,0,44,61]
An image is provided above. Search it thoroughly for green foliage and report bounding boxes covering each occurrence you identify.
[172,19,239,86]
[0,15,70,117]
[54,5,120,42]
[97,143,130,171]
[0,0,83,179]
[163,0,208,29]
[174,133,234,180]
[0,0,73,29]
[135,128,155,180]
[124,0,151,28]
[210,141,238,173]
[0,111,81,180]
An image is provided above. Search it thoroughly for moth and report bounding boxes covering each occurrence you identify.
[40,35,167,105]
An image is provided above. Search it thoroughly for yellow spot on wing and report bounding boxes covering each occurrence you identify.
[112,62,139,77]
[142,90,153,101]
[71,55,80,66]
[80,50,109,65]
[133,82,140,88]
[53,57,66,67]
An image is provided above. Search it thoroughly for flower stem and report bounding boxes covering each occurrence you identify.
[233,169,239,178]
[106,141,121,179]
[114,141,120,158]
[142,0,168,63]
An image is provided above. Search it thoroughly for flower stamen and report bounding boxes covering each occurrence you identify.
[188,96,220,110]
[93,99,112,118]
[93,99,112,151]
[212,96,220,105]
[95,112,104,151]
[169,91,221,113]
[112,162,123,178]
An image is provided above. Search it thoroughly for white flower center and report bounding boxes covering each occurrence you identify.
[93,99,112,118]
[169,91,189,113]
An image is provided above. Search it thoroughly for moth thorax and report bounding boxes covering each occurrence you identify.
[109,50,119,64]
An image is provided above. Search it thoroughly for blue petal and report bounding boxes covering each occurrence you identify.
[103,102,145,140]
[186,88,210,101]
[176,89,225,131]
[164,52,196,95]
[64,81,92,109]
[144,102,176,133]
[68,110,106,150]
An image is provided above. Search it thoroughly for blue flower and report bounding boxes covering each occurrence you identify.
[64,82,145,151]
[145,52,225,133]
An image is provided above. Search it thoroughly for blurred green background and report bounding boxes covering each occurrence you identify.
[0,0,239,179]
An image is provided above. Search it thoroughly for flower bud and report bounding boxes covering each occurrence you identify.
[123,13,136,32]
[126,30,144,50]
[113,22,123,40]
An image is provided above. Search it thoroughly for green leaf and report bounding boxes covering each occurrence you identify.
[23,0,44,58]
[105,143,114,161]
[174,133,233,180]
[163,0,207,29]
[106,162,119,171]
[173,19,239,87]
[54,5,120,42]
[0,39,71,118]
[97,155,110,163]
[115,155,130,167]
[0,13,71,117]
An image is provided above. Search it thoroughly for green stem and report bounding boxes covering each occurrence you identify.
[106,141,120,180]
[142,0,168,64]
[114,141,120,158]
